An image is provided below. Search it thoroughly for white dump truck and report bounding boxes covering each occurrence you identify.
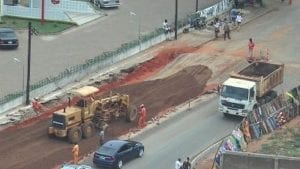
[219,62,284,117]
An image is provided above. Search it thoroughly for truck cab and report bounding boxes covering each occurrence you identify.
[219,78,257,117]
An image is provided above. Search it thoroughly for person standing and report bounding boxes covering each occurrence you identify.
[236,13,242,31]
[138,104,147,128]
[175,158,182,169]
[223,21,231,40]
[72,143,79,164]
[248,38,255,60]
[99,129,105,146]
[214,20,220,38]
[182,157,191,169]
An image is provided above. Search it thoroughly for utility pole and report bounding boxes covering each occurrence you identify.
[196,0,199,12]
[175,0,178,40]
[26,22,32,105]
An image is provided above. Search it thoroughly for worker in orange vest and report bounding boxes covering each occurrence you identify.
[72,143,79,164]
[32,98,42,112]
[138,104,147,128]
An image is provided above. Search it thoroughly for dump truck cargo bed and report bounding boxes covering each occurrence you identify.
[230,62,284,97]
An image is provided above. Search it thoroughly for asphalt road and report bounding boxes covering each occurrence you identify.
[80,1,300,168]
[0,0,219,97]
[82,95,242,169]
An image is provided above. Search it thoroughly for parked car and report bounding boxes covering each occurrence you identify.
[60,164,92,169]
[93,140,144,169]
[0,27,19,49]
[91,0,120,8]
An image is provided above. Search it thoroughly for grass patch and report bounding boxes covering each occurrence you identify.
[260,126,300,157]
[0,16,75,34]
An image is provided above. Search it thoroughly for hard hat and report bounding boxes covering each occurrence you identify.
[140,104,144,108]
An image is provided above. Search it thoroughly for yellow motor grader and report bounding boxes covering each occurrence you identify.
[48,86,137,143]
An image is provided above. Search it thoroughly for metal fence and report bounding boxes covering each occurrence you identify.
[0,0,232,114]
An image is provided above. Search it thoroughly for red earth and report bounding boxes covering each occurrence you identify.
[0,46,213,169]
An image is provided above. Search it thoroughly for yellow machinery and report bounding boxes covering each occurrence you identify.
[48,86,137,143]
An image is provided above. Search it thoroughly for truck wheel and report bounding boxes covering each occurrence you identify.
[68,127,82,144]
[82,122,95,138]
[126,105,137,122]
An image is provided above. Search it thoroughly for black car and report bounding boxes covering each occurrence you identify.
[93,140,144,169]
[0,27,19,49]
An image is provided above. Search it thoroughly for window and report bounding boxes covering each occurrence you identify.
[250,87,255,99]
[118,144,131,152]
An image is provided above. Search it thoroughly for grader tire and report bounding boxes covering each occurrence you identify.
[126,105,138,122]
[68,127,82,144]
[82,122,95,139]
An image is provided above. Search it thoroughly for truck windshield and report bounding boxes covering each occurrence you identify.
[221,85,249,100]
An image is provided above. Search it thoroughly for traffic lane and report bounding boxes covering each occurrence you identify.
[0,0,220,96]
[82,95,241,169]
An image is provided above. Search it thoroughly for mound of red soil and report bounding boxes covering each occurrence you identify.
[113,65,212,119]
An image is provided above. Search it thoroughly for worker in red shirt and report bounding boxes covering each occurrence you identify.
[248,38,255,60]
[138,104,147,128]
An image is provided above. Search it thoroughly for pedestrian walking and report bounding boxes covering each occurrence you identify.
[223,21,231,40]
[236,13,242,31]
[214,20,220,38]
[99,128,105,146]
[248,38,255,60]
[163,19,171,34]
[182,157,191,169]
[175,158,183,169]
[72,143,79,164]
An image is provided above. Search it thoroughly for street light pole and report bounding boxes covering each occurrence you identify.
[13,58,25,99]
[175,0,178,40]
[196,0,199,12]
[26,22,32,105]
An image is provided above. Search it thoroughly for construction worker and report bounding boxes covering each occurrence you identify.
[138,104,147,128]
[32,98,42,112]
[72,143,79,164]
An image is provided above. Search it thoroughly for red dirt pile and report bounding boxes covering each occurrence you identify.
[112,65,212,119]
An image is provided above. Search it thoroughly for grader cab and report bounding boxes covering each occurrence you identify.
[48,86,137,143]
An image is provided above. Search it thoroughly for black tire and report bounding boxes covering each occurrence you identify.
[126,105,138,122]
[82,122,95,138]
[68,127,82,144]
